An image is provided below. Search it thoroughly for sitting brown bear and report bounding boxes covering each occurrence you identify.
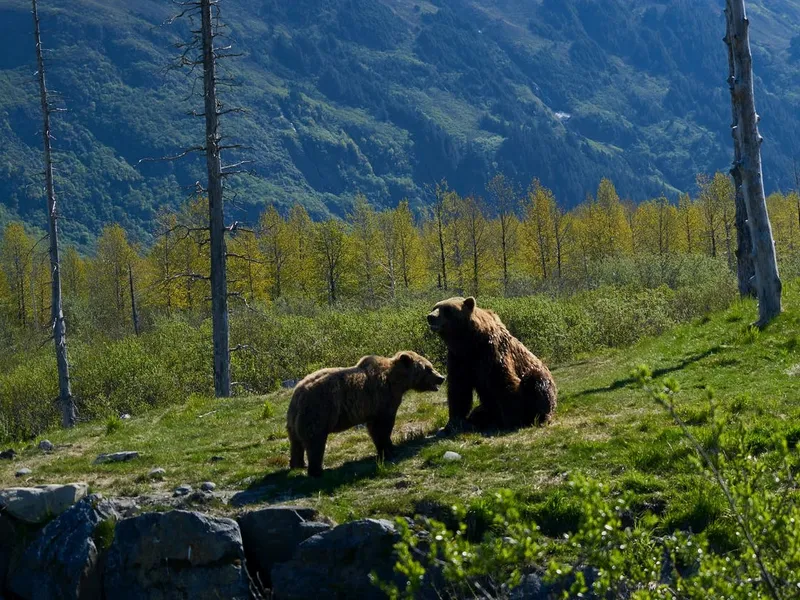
[287,351,445,477]
[427,296,557,432]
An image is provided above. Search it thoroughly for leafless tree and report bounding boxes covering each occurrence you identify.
[32,0,75,427]
[432,181,449,291]
[724,2,756,297]
[725,0,782,325]
[128,262,140,336]
[165,0,245,396]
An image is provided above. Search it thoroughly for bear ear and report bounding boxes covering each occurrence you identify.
[463,297,476,313]
[397,352,415,368]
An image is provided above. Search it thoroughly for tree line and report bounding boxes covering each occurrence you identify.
[2,173,798,336]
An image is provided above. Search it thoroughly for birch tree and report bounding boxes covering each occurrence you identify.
[394,200,418,291]
[314,220,346,306]
[486,174,518,295]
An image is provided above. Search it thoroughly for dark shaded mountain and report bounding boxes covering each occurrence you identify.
[2,0,800,246]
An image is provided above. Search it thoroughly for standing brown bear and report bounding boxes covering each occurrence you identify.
[287,351,445,477]
[427,297,557,432]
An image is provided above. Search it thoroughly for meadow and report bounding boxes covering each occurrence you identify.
[2,278,797,540]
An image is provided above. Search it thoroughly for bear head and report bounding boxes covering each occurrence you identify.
[427,296,476,341]
[391,351,445,392]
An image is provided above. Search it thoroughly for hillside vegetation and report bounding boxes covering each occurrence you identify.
[1,280,798,545]
[2,0,800,245]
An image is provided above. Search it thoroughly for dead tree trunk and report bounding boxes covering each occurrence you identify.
[201,0,230,397]
[725,0,782,325]
[724,4,756,298]
[434,185,448,292]
[33,0,75,428]
[128,263,140,336]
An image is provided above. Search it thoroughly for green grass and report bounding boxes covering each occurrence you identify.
[2,281,799,532]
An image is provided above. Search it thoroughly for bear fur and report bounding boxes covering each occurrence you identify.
[287,351,445,477]
[427,296,557,432]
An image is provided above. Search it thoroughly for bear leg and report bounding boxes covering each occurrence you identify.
[289,437,306,469]
[368,413,397,462]
[306,434,328,478]
[445,372,474,431]
[466,403,501,431]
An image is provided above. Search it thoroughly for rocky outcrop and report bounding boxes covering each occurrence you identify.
[237,506,332,588]
[270,518,402,600]
[0,514,17,590]
[0,483,88,524]
[0,481,418,600]
[7,494,119,600]
[104,510,253,600]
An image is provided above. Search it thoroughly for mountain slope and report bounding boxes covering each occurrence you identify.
[1,0,800,246]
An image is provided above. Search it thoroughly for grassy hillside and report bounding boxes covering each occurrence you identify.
[2,279,798,541]
[2,0,800,247]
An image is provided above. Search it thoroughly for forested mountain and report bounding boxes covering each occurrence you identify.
[2,0,800,247]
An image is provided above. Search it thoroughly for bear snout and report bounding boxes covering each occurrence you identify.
[427,371,446,391]
[427,311,442,331]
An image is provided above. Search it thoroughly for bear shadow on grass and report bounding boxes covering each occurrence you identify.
[230,432,439,507]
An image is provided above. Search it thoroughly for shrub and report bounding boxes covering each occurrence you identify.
[378,369,800,599]
[0,268,736,443]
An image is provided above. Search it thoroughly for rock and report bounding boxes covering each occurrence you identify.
[271,518,401,600]
[104,510,252,600]
[200,481,216,492]
[8,494,120,600]
[38,440,54,452]
[443,451,462,461]
[174,484,192,497]
[94,451,139,464]
[210,456,225,463]
[238,506,332,588]
[107,497,140,519]
[0,514,19,589]
[0,449,16,460]
[281,379,298,389]
[119,414,131,420]
[147,467,166,480]
[0,483,88,524]
[15,468,31,478]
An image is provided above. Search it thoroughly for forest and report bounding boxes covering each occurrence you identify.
[1,170,798,439]
[3,0,800,245]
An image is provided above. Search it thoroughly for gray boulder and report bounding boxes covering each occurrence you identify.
[238,506,332,588]
[7,494,119,600]
[147,468,166,480]
[271,518,402,600]
[174,484,192,497]
[94,451,139,464]
[38,440,54,452]
[0,483,88,524]
[104,510,252,600]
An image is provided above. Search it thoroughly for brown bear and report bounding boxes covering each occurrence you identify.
[286,351,445,477]
[427,296,557,432]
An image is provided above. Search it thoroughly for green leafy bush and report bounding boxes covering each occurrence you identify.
[0,265,735,443]
[378,369,800,599]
